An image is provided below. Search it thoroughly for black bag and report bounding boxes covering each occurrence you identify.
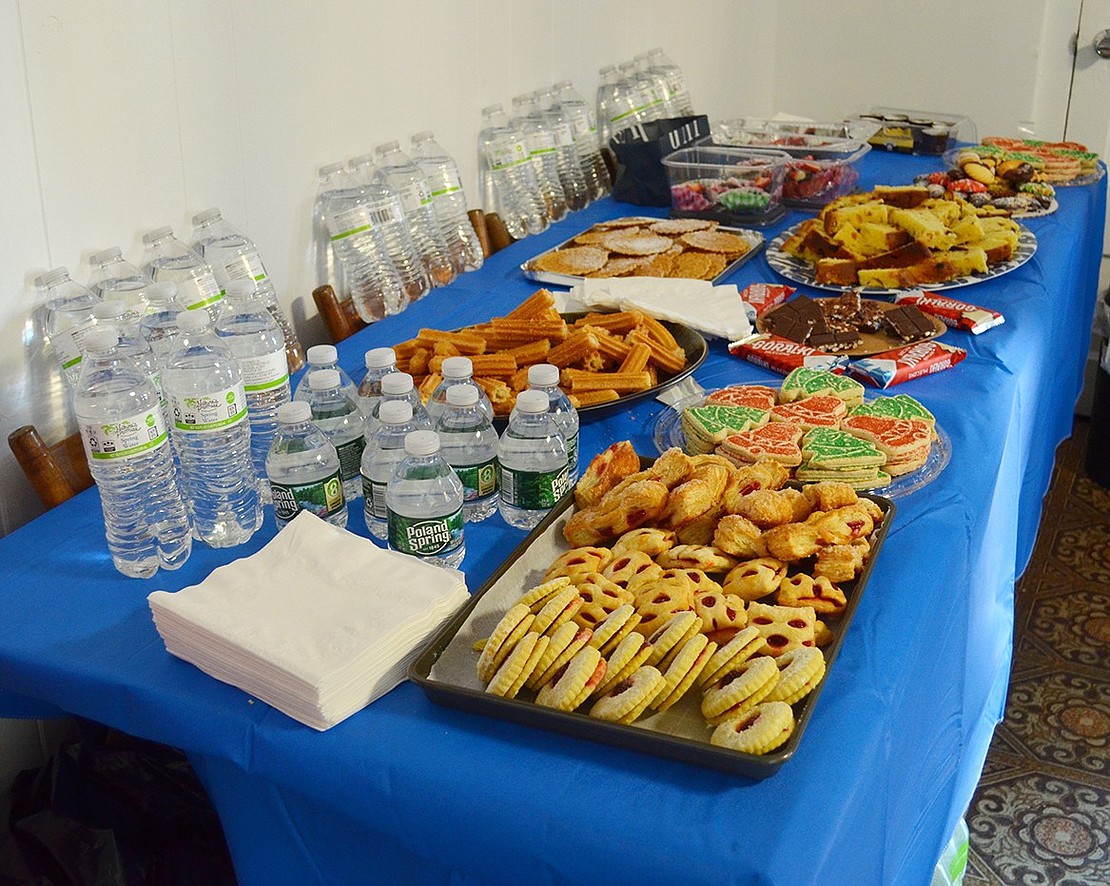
[609,115,710,206]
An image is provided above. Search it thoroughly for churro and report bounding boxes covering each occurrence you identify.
[626,328,687,374]
[592,328,634,364]
[416,328,487,355]
[619,342,652,373]
[575,311,644,335]
[491,317,569,343]
[569,389,621,408]
[562,369,653,394]
[546,329,600,368]
[505,288,558,320]
[506,339,551,366]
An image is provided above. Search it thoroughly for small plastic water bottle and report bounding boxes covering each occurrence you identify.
[426,356,493,426]
[305,368,365,501]
[74,328,192,578]
[386,430,465,568]
[436,384,499,523]
[91,300,161,402]
[409,130,484,273]
[140,227,225,320]
[266,400,347,530]
[214,279,291,484]
[35,266,101,385]
[498,388,569,530]
[525,363,580,483]
[87,247,152,321]
[478,103,548,239]
[161,309,263,547]
[366,371,432,439]
[357,346,397,417]
[511,92,569,223]
[537,87,591,212]
[293,344,358,404]
[138,282,187,379]
[361,400,419,540]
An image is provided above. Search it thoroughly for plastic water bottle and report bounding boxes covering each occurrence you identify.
[361,399,419,539]
[373,141,457,287]
[525,363,580,483]
[647,47,693,115]
[620,60,664,123]
[633,51,679,118]
[366,371,432,439]
[320,163,407,322]
[498,388,569,530]
[537,87,591,212]
[436,384,499,523]
[74,328,192,578]
[409,130,484,273]
[266,400,347,530]
[305,368,365,501]
[293,344,358,405]
[386,430,465,568]
[87,247,152,322]
[190,208,305,373]
[596,64,644,145]
[140,227,225,321]
[478,103,548,240]
[91,300,161,403]
[357,346,397,417]
[511,92,568,223]
[214,279,291,484]
[312,162,349,300]
[161,309,263,547]
[426,356,494,426]
[554,80,612,200]
[35,266,101,385]
[138,282,187,379]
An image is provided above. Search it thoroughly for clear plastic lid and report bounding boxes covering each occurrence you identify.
[319,161,346,178]
[34,267,71,288]
[92,300,126,320]
[374,140,400,157]
[527,363,559,387]
[379,400,414,424]
[404,429,440,456]
[441,356,473,379]
[308,368,341,390]
[365,347,396,369]
[381,372,414,395]
[191,207,222,226]
[278,401,312,423]
[410,130,434,143]
[306,344,338,365]
[515,389,549,414]
[446,384,479,407]
[89,247,123,265]
[176,310,209,332]
[141,226,174,244]
[83,328,120,353]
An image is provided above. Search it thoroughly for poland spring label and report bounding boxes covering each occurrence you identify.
[500,463,569,510]
[271,469,344,526]
[169,384,248,432]
[388,508,464,558]
[455,457,498,503]
[80,407,169,461]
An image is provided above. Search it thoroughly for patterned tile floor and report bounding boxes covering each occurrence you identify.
[965,417,1110,886]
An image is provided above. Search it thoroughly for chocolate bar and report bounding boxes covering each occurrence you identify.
[883,305,935,342]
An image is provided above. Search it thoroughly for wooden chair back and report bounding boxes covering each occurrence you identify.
[312,284,368,344]
[8,425,94,510]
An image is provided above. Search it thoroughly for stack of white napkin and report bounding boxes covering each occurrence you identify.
[148,511,470,731]
[560,277,753,341]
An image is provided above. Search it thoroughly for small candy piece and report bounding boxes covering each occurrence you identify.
[892,290,1004,335]
[882,304,937,343]
[848,341,968,388]
[728,334,848,375]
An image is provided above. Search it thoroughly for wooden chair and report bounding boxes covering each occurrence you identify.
[312,284,368,344]
[8,425,94,510]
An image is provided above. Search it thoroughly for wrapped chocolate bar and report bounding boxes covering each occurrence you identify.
[893,290,1005,335]
[728,333,849,375]
[848,340,967,388]
[739,283,795,324]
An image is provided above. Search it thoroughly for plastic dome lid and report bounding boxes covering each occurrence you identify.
[404,429,440,457]
[446,384,479,407]
[308,368,341,390]
[141,226,174,244]
[306,344,338,365]
[441,356,473,379]
[365,347,396,369]
[378,400,413,424]
[34,267,70,288]
[89,247,123,265]
[92,300,126,320]
[527,363,559,387]
[176,309,209,332]
[191,207,222,226]
[515,389,550,414]
[380,372,414,395]
[83,328,120,353]
[277,401,312,423]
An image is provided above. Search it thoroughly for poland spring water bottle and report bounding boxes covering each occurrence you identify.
[140,227,225,321]
[525,363,580,483]
[361,399,419,540]
[386,429,465,569]
[305,368,365,502]
[293,344,358,405]
[426,356,493,426]
[138,282,187,379]
[497,388,569,530]
[409,130,484,273]
[478,103,548,240]
[91,300,161,403]
[74,328,192,578]
[266,400,346,530]
[214,279,291,483]
[536,87,591,212]
[161,309,263,547]
[511,92,568,224]
[554,80,612,200]
[366,371,432,439]
[357,346,397,417]
[35,266,101,385]
[313,162,349,300]
[436,384,499,523]
[372,140,457,287]
[87,247,152,321]
[190,207,305,373]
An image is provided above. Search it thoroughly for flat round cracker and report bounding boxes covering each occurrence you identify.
[587,256,651,278]
[680,229,752,255]
[573,229,636,246]
[600,231,674,256]
[532,245,609,276]
[668,251,715,280]
[649,218,718,235]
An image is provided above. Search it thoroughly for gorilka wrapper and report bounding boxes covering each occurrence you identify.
[728,333,849,375]
[739,283,795,323]
[892,290,1005,335]
[848,340,967,388]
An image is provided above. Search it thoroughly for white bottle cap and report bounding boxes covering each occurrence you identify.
[89,246,123,265]
[404,429,440,457]
[441,356,473,379]
[381,372,414,395]
[224,279,257,299]
[83,328,120,353]
[515,389,550,414]
[364,347,396,370]
[176,309,209,332]
[92,300,126,320]
[411,130,434,143]
[349,153,374,170]
[446,384,479,407]
[319,161,346,178]
[527,363,559,387]
[146,282,179,303]
[379,400,414,425]
[308,368,341,390]
[278,401,312,423]
[306,344,338,366]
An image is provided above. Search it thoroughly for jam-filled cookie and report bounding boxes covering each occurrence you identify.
[535,646,606,711]
[701,655,781,726]
[709,701,795,754]
[486,632,549,699]
[589,666,666,725]
[651,633,716,712]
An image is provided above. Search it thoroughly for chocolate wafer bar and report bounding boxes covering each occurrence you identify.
[883,305,935,342]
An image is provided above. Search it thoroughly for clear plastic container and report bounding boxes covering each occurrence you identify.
[304,368,365,502]
[714,117,880,144]
[662,145,791,226]
[851,107,976,155]
[140,227,225,320]
[409,130,485,273]
[361,399,419,540]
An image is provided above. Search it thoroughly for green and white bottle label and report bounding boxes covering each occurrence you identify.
[500,463,570,510]
[238,349,289,393]
[566,430,579,473]
[455,457,499,502]
[388,508,464,558]
[335,436,366,482]
[169,383,248,432]
[80,407,169,461]
[366,476,389,520]
[271,469,344,526]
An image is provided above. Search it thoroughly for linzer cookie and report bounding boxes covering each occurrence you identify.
[681,404,770,455]
[893,290,1005,335]
[716,422,805,468]
[848,341,967,388]
[728,334,848,375]
[779,367,865,408]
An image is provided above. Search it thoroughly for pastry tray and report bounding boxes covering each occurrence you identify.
[409,461,896,778]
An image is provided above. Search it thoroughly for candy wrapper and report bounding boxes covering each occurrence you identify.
[739,283,795,324]
[848,340,967,388]
[893,290,1005,335]
[729,333,848,375]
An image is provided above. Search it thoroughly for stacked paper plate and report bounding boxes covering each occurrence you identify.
[148,511,470,731]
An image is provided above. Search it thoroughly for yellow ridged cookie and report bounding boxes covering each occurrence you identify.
[701,655,780,725]
[764,646,826,705]
[698,625,763,688]
[709,701,795,754]
[589,666,666,724]
[486,632,549,699]
[516,576,573,611]
[532,586,583,635]
[476,603,535,683]
[589,604,642,656]
[535,646,606,711]
[595,631,654,696]
[652,634,717,713]
[528,623,592,690]
[644,610,703,668]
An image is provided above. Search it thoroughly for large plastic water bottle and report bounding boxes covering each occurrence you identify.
[372,141,457,287]
[366,371,432,439]
[436,384,499,523]
[409,130,484,273]
[87,248,152,322]
[554,80,612,200]
[511,92,568,223]
[35,266,101,385]
[386,430,465,568]
[357,346,397,417]
[74,328,192,578]
[140,227,225,321]
[137,282,187,378]
[305,368,365,501]
[525,363,580,483]
[214,279,291,483]
[497,388,570,530]
[537,88,591,212]
[425,356,494,426]
[292,344,358,405]
[478,103,548,240]
[596,64,644,145]
[633,51,679,118]
[161,309,263,547]
[620,59,665,123]
[320,164,407,322]
[312,162,349,300]
[190,208,305,373]
[361,399,419,540]
[647,47,693,115]
[91,300,161,402]
[266,400,346,530]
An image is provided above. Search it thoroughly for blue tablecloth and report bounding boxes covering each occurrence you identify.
[1,151,1104,886]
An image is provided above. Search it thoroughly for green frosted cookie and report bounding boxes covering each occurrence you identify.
[847,394,935,429]
[682,404,770,454]
[800,427,887,469]
[780,367,864,407]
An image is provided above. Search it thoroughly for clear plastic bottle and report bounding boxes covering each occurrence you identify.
[536,87,591,212]
[305,368,365,502]
[140,227,225,321]
[633,51,679,118]
[386,429,465,568]
[524,363,580,483]
[74,328,192,578]
[357,346,397,417]
[511,92,569,223]
[554,80,612,200]
[647,47,693,115]
[596,64,644,145]
[266,400,347,530]
[214,279,291,484]
[138,282,187,380]
[478,103,548,240]
[87,247,152,322]
[292,344,359,405]
[35,266,102,385]
[366,371,433,439]
[360,399,419,540]
[312,162,349,300]
[497,388,570,530]
[91,299,161,403]
[161,309,263,547]
[190,208,305,373]
[426,356,494,426]
[620,59,664,123]
[436,384,499,523]
[372,141,457,287]
[409,130,484,273]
